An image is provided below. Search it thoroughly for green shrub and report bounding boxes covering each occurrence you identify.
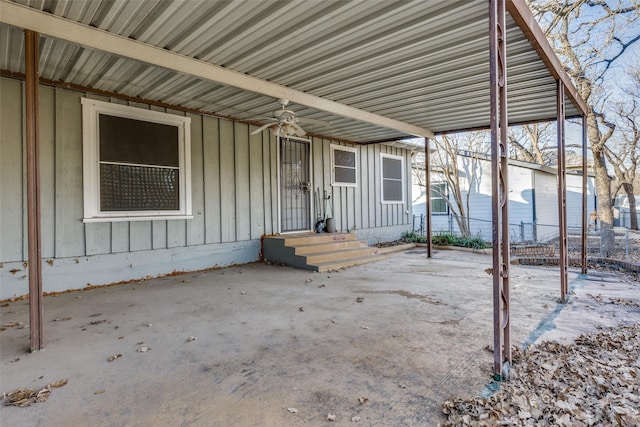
[432,232,456,246]
[455,235,489,249]
[402,230,428,243]
[401,231,490,249]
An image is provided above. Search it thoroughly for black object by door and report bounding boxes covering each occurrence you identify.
[280,138,311,232]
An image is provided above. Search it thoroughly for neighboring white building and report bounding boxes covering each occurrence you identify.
[412,153,596,243]
[615,194,640,228]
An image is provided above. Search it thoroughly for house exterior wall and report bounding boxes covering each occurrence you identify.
[533,171,560,242]
[421,159,536,241]
[566,173,596,229]
[412,156,595,244]
[0,77,411,299]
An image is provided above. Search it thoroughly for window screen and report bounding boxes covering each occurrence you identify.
[99,114,180,212]
[332,145,357,186]
[82,98,191,222]
[99,115,179,167]
[431,183,448,213]
[381,155,404,203]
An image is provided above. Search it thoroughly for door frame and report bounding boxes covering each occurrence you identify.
[277,135,314,234]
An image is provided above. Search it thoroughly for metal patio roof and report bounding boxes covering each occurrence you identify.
[0,0,587,145]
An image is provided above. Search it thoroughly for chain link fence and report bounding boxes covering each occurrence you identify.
[412,214,640,263]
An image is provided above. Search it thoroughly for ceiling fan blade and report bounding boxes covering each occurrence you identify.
[291,123,307,137]
[298,117,331,127]
[252,116,279,122]
[251,122,277,135]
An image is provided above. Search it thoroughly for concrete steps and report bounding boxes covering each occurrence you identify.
[262,232,386,272]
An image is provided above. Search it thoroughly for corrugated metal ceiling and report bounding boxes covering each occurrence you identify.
[0,0,583,144]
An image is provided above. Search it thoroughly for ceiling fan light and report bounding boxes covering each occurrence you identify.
[282,124,294,136]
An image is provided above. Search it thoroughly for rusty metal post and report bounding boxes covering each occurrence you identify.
[581,115,588,274]
[489,0,511,380]
[25,30,44,351]
[557,81,568,302]
[425,138,432,258]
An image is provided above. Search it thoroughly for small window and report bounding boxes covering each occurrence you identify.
[331,144,358,187]
[82,98,192,222]
[431,182,448,214]
[381,153,404,203]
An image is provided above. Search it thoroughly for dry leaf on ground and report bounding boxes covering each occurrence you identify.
[2,379,68,407]
[442,324,640,426]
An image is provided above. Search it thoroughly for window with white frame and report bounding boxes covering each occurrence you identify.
[81,98,192,222]
[381,153,404,203]
[431,182,448,214]
[331,144,358,186]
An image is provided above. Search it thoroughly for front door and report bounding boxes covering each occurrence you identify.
[280,137,311,232]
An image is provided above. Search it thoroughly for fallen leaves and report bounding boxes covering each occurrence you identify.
[442,324,640,426]
[2,379,68,407]
[609,297,640,308]
[3,322,22,328]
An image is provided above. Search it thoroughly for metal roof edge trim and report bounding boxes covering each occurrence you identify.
[432,114,586,136]
[454,150,582,176]
[506,0,588,116]
[0,0,435,139]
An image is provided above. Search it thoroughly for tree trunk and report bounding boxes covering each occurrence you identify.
[622,182,639,230]
[587,112,615,256]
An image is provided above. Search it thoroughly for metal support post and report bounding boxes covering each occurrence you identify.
[489,0,511,380]
[557,81,568,301]
[581,115,588,274]
[425,138,432,258]
[25,30,44,351]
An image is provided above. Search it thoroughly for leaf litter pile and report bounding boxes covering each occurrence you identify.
[442,324,639,426]
[2,379,68,407]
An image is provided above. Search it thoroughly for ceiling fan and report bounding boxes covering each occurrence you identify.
[251,98,331,137]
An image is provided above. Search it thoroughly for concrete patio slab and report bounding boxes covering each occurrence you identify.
[1,249,638,426]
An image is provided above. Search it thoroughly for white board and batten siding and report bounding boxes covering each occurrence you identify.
[533,171,561,242]
[0,77,413,299]
[566,173,596,229]
[431,159,536,241]
[416,156,597,244]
